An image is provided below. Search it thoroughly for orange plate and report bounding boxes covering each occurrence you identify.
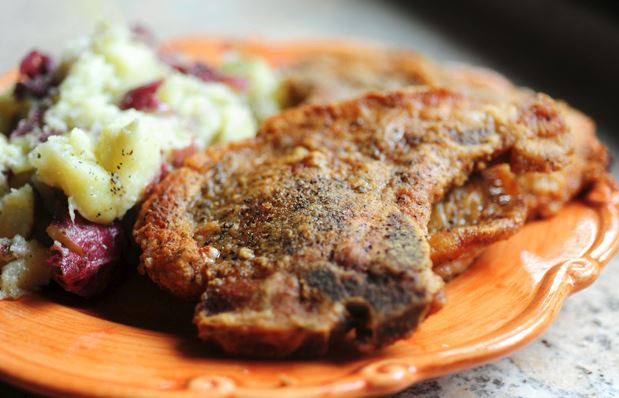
[1,40,618,398]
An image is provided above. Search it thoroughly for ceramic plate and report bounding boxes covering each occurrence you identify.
[0,40,618,398]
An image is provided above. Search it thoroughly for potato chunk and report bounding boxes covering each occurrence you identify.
[0,185,35,238]
[0,236,50,299]
[30,122,163,223]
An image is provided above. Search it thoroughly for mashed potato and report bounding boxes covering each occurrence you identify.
[0,135,26,188]
[0,24,283,298]
[0,136,34,238]
[0,136,44,298]
[0,236,50,299]
[31,121,166,223]
[0,185,34,238]
[10,24,281,223]
[0,136,11,196]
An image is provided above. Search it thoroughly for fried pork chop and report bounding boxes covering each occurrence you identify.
[280,42,515,105]
[135,87,576,356]
[280,46,609,279]
[281,44,442,105]
[428,106,608,279]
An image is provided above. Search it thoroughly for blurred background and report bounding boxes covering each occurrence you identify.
[1,1,618,397]
[1,0,618,146]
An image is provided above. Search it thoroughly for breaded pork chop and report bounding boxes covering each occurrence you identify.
[135,87,573,356]
[175,40,607,271]
[428,106,608,279]
[278,41,521,107]
[281,45,609,280]
[282,44,442,105]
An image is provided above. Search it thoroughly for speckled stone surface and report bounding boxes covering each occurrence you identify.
[393,263,619,398]
[0,1,617,397]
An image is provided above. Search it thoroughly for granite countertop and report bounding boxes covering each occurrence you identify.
[395,263,619,398]
[1,1,618,397]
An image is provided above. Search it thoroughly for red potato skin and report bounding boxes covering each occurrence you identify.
[47,205,127,298]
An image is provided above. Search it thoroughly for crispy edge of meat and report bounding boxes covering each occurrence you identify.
[429,165,527,266]
[281,44,444,105]
[278,45,608,282]
[136,139,265,299]
[136,167,205,299]
[428,102,608,280]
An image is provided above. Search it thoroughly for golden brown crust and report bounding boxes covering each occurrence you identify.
[135,85,575,356]
[427,103,607,279]
[281,45,443,105]
[134,40,609,356]
[428,164,527,267]
[135,168,206,299]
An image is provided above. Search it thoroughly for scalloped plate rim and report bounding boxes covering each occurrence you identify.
[1,191,616,398]
[0,39,618,397]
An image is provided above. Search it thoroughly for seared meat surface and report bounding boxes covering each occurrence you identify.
[428,164,526,278]
[428,105,608,279]
[282,47,609,280]
[280,43,516,106]
[135,87,575,356]
[282,45,441,105]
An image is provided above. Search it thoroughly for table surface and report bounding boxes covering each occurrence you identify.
[1,1,617,397]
